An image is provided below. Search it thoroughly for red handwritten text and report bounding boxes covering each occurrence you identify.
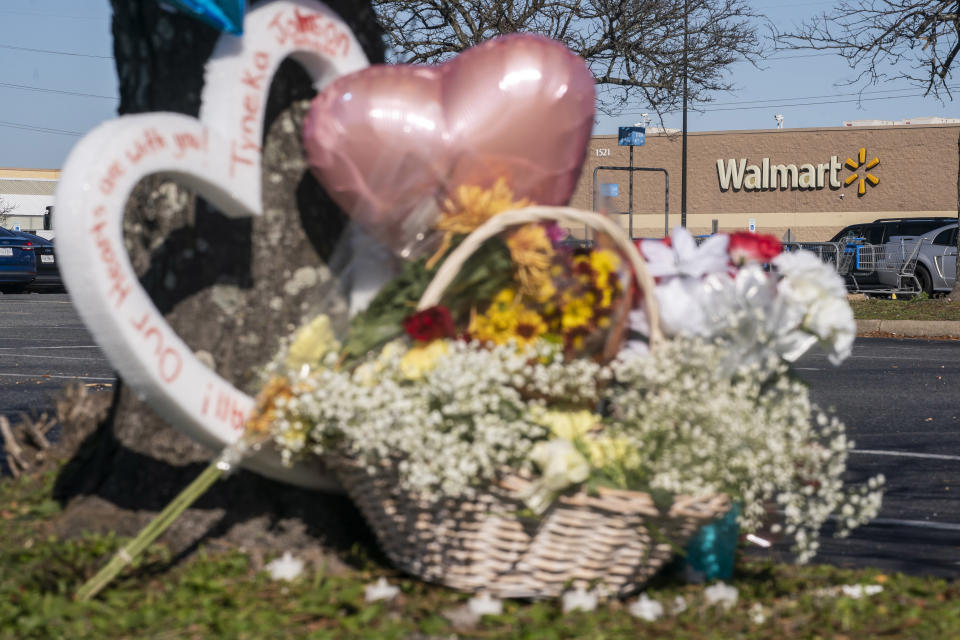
[99,161,126,196]
[268,8,350,57]
[173,130,208,158]
[89,206,131,308]
[125,128,167,165]
[200,382,249,431]
[130,312,184,384]
[230,51,269,177]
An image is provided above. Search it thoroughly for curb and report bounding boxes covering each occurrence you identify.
[856,319,960,339]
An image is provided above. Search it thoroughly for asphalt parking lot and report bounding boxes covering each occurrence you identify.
[786,338,960,577]
[0,292,115,421]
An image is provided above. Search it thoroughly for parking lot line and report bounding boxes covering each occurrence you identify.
[0,345,100,350]
[0,353,108,362]
[0,373,114,381]
[851,449,960,462]
[864,517,960,532]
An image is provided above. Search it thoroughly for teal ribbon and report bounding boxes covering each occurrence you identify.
[683,503,740,581]
[160,0,245,35]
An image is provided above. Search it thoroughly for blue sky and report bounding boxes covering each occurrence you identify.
[1,0,957,169]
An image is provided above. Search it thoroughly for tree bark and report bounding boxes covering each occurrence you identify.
[52,1,385,557]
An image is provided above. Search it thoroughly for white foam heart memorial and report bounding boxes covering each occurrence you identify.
[54,0,368,489]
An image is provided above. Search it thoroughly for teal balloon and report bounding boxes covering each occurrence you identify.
[683,503,740,581]
[160,0,245,35]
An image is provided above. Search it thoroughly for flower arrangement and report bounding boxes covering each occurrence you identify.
[250,182,883,568]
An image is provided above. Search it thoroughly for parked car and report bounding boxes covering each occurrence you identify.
[880,222,957,295]
[14,231,62,291]
[0,226,36,292]
[829,217,958,291]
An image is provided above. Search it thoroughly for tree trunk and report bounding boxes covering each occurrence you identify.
[51,1,385,557]
[950,132,960,301]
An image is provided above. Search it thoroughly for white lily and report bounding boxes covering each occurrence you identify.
[641,227,730,280]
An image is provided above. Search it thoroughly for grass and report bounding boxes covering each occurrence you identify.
[3,470,960,639]
[850,295,960,322]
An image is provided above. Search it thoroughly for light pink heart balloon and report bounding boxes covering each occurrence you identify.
[303,33,595,254]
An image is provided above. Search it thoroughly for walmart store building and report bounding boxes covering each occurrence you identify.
[569,123,960,241]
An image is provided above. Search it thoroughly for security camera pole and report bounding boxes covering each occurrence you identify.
[681,0,688,229]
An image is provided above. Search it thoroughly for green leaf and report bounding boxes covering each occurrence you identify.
[341,235,514,362]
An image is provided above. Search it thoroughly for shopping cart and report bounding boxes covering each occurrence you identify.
[845,238,928,295]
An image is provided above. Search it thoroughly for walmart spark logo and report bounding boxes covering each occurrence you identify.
[844,147,880,196]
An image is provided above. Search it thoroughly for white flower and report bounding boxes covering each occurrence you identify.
[773,250,855,365]
[803,294,855,365]
[774,250,848,303]
[642,227,730,280]
[468,593,503,617]
[704,582,738,610]
[264,551,304,582]
[364,577,400,602]
[562,586,598,613]
[750,602,767,624]
[522,439,591,514]
[840,584,883,599]
[652,277,713,338]
[629,594,664,621]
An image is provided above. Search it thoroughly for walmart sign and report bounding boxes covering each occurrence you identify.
[717,156,843,191]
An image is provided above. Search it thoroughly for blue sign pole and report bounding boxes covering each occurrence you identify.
[618,127,645,239]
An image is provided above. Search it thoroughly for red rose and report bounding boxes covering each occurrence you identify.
[403,306,456,342]
[728,232,782,264]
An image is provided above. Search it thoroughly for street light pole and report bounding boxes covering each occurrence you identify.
[681,0,688,229]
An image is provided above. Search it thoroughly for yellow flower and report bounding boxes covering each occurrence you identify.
[515,308,548,345]
[285,314,340,371]
[399,339,450,380]
[584,436,640,470]
[523,439,591,514]
[561,296,594,331]
[426,178,534,269]
[590,249,620,280]
[469,287,551,346]
[246,376,294,436]
[507,224,555,301]
[377,339,407,365]
[469,288,520,344]
[437,178,531,235]
[533,409,598,441]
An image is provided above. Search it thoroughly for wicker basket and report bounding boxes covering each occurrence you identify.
[334,206,731,598]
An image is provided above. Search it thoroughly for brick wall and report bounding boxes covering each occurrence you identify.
[570,124,960,241]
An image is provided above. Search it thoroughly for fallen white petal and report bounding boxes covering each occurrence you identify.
[468,593,503,617]
[562,586,598,613]
[628,594,664,621]
[841,584,884,599]
[364,577,400,603]
[672,595,688,614]
[704,581,738,609]
[264,551,304,582]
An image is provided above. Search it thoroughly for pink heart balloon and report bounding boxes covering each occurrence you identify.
[304,33,595,255]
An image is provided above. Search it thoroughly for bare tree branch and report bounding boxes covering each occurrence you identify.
[372,0,764,117]
[0,196,16,226]
[775,0,960,100]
